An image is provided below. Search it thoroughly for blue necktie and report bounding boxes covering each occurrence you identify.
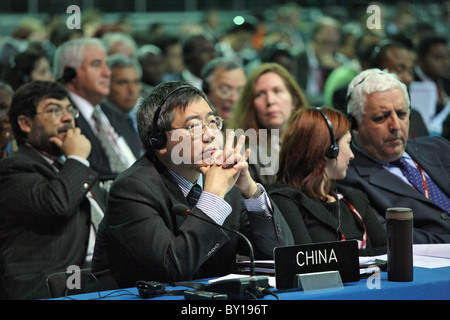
[187,184,202,209]
[394,157,449,214]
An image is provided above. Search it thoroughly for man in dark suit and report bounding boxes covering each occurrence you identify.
[342,69,450,243]
[53,38,140,176]
[102,54,144,156]
[0,81,106,299]
[91,82,293,290]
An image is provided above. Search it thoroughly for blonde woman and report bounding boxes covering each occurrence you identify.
[226,63,307,187]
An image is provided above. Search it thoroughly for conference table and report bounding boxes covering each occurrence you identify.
[56,266,450,301]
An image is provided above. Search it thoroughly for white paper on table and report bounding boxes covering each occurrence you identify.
[360,244,450,269]
[413,243,450,259]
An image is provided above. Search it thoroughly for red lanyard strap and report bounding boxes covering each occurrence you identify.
[414,161,430,199]
[331,193,367,249]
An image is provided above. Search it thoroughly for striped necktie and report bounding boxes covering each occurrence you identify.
[393,157,449,214]
[187,184,202,209]
[92,107,128,173]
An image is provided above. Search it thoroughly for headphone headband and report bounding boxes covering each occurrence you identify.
[317,107,339,159]
[152,85,191,129]
[149,84,192,149]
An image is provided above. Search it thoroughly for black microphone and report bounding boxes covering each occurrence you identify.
[173,203,255,276]
[172,204,271,300]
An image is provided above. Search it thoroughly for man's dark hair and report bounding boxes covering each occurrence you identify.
[417,35,447,61]
[9,81,69,145]
[137,80,213,153]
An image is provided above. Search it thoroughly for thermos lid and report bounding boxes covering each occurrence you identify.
[386,207,413,220]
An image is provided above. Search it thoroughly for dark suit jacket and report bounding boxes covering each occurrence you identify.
[268,183,387,256]
[71,98,141,176]
[91,154,293,290]
[342,136,450,243]
[100,101,143,157]
[0,146,104,299]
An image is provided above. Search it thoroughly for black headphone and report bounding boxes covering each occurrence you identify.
[344,77,364,131]
[148,85,191,149]
[201,79,210,95]
[58,67,77,84]
[317,107,339,159]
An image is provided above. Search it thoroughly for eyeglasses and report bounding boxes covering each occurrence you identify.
[213,86,243,99]
[171,116,223,137]
[35,106,79,119]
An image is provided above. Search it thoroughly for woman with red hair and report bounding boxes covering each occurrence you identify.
[268,106,386,256]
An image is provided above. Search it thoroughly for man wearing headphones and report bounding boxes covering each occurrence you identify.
[53,38,141,176]
[90,81,293,290]
[342,68,450,243]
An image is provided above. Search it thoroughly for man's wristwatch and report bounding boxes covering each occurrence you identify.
[249,184,263,199]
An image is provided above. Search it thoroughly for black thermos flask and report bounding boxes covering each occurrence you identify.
[386,207,413,282]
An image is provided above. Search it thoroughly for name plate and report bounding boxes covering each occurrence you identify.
[274,240,360,289]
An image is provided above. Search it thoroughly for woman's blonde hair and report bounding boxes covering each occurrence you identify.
[226,62,307,133]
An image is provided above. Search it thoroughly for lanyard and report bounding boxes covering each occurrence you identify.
[331,193,367,249]
[412,161,430,199]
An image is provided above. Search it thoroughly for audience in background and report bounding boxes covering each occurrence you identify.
[101,32,138,58]
[293,16,343,106]
[181,33,217,89]
[153,34,185,82]
[0,81,14,159]
[215,21,258,66]
[137,44,164,95]
[201,57,246,125]
[103,54,143,155]
[246,42,297,75]
[1,49,54,90]
[413,35,449,136]
[323,30,381,109]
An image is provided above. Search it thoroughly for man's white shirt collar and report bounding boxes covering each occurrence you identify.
[69,90,96,120]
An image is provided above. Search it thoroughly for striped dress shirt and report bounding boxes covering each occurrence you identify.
[168,170,273,225]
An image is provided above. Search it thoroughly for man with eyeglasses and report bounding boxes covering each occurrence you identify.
[0,81,107,299]
[201,57,246,125]
[90,81,293,290]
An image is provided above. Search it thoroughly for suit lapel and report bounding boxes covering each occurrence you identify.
[295,191,342,231]
[352,149,436,204]
[70,98,112,175]
[406,142,450,195]
[17,146,58,174]
[100,102,141,159]
[89,183,107,213]
[157,164,190,230]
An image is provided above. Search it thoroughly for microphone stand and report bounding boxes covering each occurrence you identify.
[172,204,271,300]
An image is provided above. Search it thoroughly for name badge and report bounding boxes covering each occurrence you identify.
[274,240,360,289]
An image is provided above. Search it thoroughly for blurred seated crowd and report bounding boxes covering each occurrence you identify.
[0,2,449,300]
[0,2,449,149]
